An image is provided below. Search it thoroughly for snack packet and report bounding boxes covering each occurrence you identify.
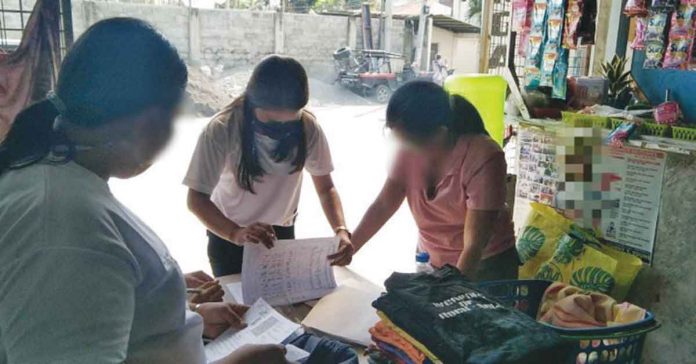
[564,0,584,48]
[624,0,648,16]
[631,17,648,49]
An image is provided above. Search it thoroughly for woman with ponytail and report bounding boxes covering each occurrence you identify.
[184,55,353,277]
[0,18,286,363]
[351,81,518,281]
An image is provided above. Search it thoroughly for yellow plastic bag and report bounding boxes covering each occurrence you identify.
[535,233,618,295]
[516,203,573,279]
[570,226,644,300]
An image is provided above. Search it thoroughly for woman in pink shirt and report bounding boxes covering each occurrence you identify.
[352,81,518,281]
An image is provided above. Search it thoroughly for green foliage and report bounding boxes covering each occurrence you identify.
[600,55,632,107]
[517,226,546,263]
[570,267,616,293]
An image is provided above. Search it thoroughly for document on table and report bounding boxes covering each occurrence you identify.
[302,278,382,347]
[204,298,301,363]
[241,237,340,306]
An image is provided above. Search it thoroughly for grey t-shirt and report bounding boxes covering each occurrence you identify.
[0,162,206,364]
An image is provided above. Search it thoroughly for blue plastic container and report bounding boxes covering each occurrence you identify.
[477,280,660,364]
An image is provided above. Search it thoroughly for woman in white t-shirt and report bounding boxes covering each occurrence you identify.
[184,56,354,277]
[0,18,285,364]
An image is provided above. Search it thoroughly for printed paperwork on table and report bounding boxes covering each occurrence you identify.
[241,237,340,306]
[204,298,302,363]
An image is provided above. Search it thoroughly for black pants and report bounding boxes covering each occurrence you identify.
[207,225,295,277]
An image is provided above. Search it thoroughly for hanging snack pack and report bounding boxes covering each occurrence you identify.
[513,0,535,57]
[563,0,584,48]
[644,10,671,68]
[624,0,649,16]
[632,17,648,49]
[552,48,570,99]
[525,0,548,89]
[540,0,568,100]
[663,3,696,69]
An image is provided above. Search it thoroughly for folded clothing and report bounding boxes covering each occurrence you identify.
[375,341,414,364]
[370,320,429,364]
[284,331,359,364]
[376,312,441,363]
[372,266,570,364]
[538,282,646,329]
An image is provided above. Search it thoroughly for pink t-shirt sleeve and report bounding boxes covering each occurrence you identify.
[464,150,507,211]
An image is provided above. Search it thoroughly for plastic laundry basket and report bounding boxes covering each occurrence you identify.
[444,74,507,146]
[477,280,660,364]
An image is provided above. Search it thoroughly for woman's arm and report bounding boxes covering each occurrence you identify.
[312,174,353,265]
[188,189,242,243]
[352,178,406,252]
[311,174,348,233]
[456,209,500,279]
[187,189,275,247]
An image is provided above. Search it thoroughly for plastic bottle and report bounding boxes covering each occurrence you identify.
[415,252,434,273]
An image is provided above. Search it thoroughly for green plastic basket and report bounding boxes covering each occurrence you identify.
[611,118,627,130]
[672,125,696,141]
[640,122,671,137]
[562,112,611,129]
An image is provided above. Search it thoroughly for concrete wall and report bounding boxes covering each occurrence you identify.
[71,0,407,79]
[629,152,696,363]
[430,27,479,74]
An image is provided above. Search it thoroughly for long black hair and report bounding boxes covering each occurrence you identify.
[385,80,487,143]
[0,18,187,174]
[237,55,309,193]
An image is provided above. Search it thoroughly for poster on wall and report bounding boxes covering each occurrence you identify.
[513,126,667,263]
[600,147,667,263]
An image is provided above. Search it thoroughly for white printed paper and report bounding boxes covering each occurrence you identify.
[204,298,300,363]
[241,237,340,306]
[600,146,666,263]
[225,282,244,303]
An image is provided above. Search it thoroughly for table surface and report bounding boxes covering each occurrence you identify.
[217,267,377,364]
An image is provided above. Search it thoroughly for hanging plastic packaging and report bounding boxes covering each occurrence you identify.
[552,48,569,99]
[513,0,535,57]
[563,0,584,48]
[624,0,649,16]
[651,0,678,9]
[525,0,548,90]
[539,0,567,98]
[631,17,648,49]
[663,3,695,69]
[643,10,671,68]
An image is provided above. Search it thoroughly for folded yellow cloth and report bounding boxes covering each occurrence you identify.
[538,282,646,329]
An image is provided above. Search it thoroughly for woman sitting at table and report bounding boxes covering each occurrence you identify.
[351,81,518,281]
[184,55,353,277]
[0,18,286,364]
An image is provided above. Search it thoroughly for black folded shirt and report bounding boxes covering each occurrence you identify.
[372,266,571,364]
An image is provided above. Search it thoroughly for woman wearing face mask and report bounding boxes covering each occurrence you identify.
[351,81,518,281]
[0,18,286,364]
[185,56,353,277]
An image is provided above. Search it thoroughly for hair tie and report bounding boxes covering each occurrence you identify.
[46,90,68,116]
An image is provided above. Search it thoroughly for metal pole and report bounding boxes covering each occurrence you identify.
[60,0,74,48]
[414,0,427,70]
[383,0,392,52]
[478,0,493,73]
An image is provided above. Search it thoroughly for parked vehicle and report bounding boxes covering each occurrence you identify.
[333,47,435,103]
